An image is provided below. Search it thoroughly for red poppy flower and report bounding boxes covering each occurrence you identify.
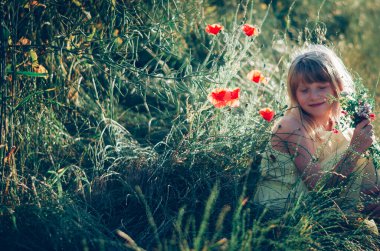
[259,108,275,122]
[205,24,224,35]
[241,24,259,36]
[247,70,267,84]
[341,110,348,116]
[332,128,339,134]
[370,113,376,121]
[208,88,240,108]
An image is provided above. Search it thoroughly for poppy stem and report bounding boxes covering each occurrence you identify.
[200,36,217,71]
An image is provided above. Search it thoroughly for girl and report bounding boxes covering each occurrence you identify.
[254,45,378,218]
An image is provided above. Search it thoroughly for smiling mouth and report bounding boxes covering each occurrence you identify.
[309,102,325,107]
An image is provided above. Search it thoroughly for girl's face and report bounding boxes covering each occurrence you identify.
[296,81,335,123]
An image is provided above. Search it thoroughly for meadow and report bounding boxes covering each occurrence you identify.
[1,0,380,250]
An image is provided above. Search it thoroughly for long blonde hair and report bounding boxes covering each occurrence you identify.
[285,45,354,142]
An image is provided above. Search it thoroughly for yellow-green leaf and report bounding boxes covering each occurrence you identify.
[29,49,39,68]
[24,1,46,9]
[33,65,49,79]
[71,0,82,7]
[114,37,123,46]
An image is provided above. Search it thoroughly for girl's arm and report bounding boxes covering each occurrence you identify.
[361,156,380,196]
[360,161,380,218]
[272,118,374,190]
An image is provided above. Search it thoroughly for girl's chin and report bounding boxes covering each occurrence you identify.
[304,106,331,115]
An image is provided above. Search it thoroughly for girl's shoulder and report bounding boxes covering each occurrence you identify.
[272,114,304,136]
[270,115,309,154]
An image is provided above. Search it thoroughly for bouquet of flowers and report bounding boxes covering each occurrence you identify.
[335,83,380,170]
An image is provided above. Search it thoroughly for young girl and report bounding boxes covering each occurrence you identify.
[254,45,378,218]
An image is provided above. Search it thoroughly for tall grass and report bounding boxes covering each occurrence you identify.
[0,0,379,250]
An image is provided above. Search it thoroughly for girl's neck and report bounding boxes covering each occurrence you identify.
[289,108,334,131]
[315,117,334,131]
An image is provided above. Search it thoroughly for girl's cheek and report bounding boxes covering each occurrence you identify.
[321,89,329,96]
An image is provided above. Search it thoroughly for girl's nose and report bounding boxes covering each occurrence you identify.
[310,89,321,99]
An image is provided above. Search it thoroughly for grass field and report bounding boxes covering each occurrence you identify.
[1,0,380,250]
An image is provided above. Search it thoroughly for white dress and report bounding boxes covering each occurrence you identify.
[254,128,374,213]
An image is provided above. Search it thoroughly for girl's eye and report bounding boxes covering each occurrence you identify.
[301,89,308,93]
[319,87,326,90]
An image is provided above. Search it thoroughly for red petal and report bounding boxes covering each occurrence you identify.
[259,108,275,122]
[228,99,240,107]
[214,101,229,108]
[211,89,228,101]
[247,70,265,84]
[230,88,240,99]
[242,24,253,36]
[208,87,240,108]
[370,113,376,121]
[252,74,261,83]
[206,24,223,35]
[242,24,259,36]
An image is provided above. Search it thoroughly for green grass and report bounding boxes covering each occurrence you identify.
[1,0,380,250]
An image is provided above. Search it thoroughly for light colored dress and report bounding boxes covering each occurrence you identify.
[254,128,374,213]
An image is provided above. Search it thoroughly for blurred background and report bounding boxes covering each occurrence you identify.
[207,0,380,133]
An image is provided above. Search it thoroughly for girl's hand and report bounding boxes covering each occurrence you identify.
[350,119,374,154]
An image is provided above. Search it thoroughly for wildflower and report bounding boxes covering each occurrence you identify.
[355,102,373,123]
[370,113,376,121]
[332,128,339,134]
[259,107,275,122]
[205,24,223,35]
[247,70,267,84]
[208,88,240,108]
[241,24,259,36]
[341,110,348,116]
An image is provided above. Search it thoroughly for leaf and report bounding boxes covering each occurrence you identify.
[113,29,120,37]
[29,49,39,68]
[6,70,48,78]
[1,23,10,41]
[5,64,11,73]
[82,9,92,20]
[11,88,57,114]
[24,1,46,9]
[33,64,49,79]
[86,25,96,42]
[17,36,31,45]
[3,146,16,164]
[114,37,123,46]
[67,86,79,105]
[71,0,82,7]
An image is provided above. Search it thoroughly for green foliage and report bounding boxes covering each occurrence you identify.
[0,0,380,250]
[0,196,125,250]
